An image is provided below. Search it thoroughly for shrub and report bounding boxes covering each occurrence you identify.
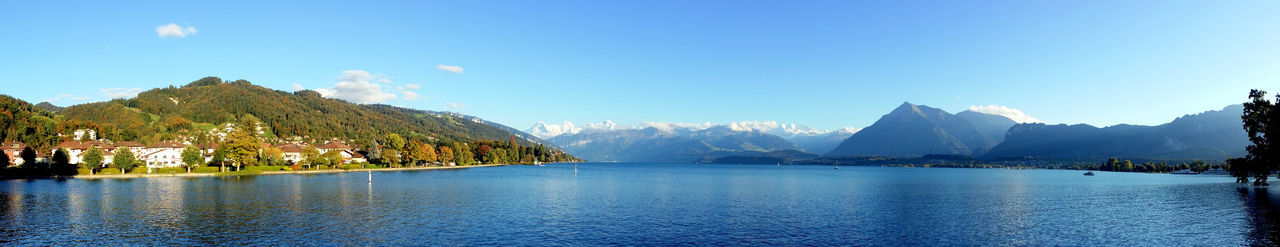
[193,167,220,173]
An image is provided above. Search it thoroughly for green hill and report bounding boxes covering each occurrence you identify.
[59,77,552,148]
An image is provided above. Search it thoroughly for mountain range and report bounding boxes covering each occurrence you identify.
[530,121,856,162]
[984,105,1247,160]
[533,101,1249,164]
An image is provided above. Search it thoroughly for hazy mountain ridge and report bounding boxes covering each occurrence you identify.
[984,104,1248,160]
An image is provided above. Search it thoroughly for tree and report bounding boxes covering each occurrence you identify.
[384,150,402,166]
[1239,89,1280,185]
[0,153,8,167]
[19,147,35,167]
[405,140,424,166]
[79,131,93,141]
[302,147,323,169]
[113,147,137,174]
[323,150,343,166]
[453,143,474,165]
[52,148,69,166]
[261,146,285,166]
[83,146,104,173]
[476,145,493,163]
[423,143,437,164]
[223,117,262,171]
[438,146,454,165]
[182,145,203,173]
[385,133,406,151]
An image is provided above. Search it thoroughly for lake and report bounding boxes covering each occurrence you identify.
[0,163,1275,246]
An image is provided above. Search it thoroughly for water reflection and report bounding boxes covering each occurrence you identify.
[1239,187,1280,246]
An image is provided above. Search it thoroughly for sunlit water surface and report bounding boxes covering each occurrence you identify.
[1,163,1276,246]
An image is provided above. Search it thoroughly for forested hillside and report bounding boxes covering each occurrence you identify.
[0,95,62,152]
[60,77,547,146]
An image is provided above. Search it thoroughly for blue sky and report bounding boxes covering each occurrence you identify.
[2,0,1277,131]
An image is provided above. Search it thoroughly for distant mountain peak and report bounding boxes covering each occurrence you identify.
[34,101,64,112]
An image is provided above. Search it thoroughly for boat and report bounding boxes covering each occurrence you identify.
[1083,171,1095,176]
[1172,169,1199,175]
[534,160,542,166]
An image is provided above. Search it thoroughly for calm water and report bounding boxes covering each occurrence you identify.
[1,163,1276,246]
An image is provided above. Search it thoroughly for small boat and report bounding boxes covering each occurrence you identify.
[1083,171,1095,176]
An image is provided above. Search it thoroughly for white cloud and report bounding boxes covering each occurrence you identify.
[313,70,398,104]
[291,83,305,91]
[398,84,420,90]
[640,121,715,133]
[967,105,1043,123]
[100,88,143,99]
[44,94,73,102]
[155,23,197,38]
[436,64,464,74]
[402,91,421,100]
[586,120,618,130]
[446,102,466,109]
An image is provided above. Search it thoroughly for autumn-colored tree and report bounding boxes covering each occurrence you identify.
[384,150,402,166]
[438,146,454,165]
[223,117,262,171]
[261,146,285,166]
[164,115,193,131]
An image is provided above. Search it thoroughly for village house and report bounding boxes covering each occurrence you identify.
[141,141,186,168]
[52,141,116,167]
[277,143,308,163]
[2,142,26,166]
[114,141,147,155]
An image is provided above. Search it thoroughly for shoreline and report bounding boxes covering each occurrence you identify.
[57,164,512,180]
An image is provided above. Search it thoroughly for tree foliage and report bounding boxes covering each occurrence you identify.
[113,148,137,173]
[1235,89,1280,185]
[83,147,104,169]
[182,145,203,172]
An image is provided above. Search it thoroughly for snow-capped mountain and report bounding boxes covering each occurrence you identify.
[529,120,860,161]
[527,121,583,139]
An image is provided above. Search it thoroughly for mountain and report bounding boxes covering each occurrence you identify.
[955,110,1017,143]
[59,77,552,147]
[984,105,1248,160]
[34,102,64,112]
[527,121,584,139]
[826,102,1012,157]
[547,125,801,163]
[783,127,858,154]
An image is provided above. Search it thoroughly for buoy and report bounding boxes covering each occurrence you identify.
[368,170,372,184]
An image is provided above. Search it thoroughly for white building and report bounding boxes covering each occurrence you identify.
[142,141,187,168]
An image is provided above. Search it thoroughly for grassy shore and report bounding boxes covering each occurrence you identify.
[67,164,509,180]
